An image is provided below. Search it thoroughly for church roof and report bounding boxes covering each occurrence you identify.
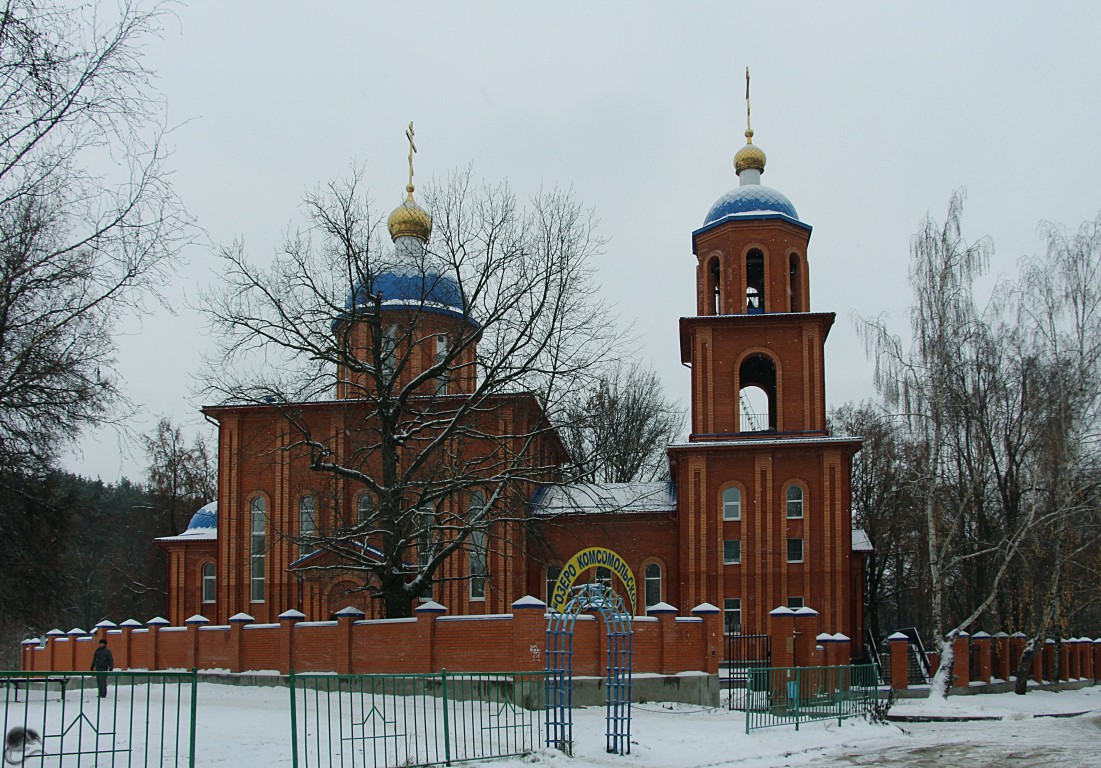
[703,184,800,224]
[532,482,676,516]
[333,270,476,328]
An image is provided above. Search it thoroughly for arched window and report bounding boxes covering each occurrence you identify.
[201,562,216,604]
[356,493,372,525]
[469,493,486,600]
[789,252,802,312]
[745,249,765,313]
[786,485,804,519]
[722,486,741,520]
[299,495,316,556]
[739,353,777,431]
[435,334,450,394]
[707,256,721,314]
[250,496,266,602]
[644,562,662,607]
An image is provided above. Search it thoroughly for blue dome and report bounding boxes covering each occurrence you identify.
[186,501,217,531]
[335,271,476,327]
[703,185,800,226]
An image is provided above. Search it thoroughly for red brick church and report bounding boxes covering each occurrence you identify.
[157,117,868,655]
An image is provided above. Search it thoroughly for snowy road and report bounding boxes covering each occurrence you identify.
[794,713,1101,767]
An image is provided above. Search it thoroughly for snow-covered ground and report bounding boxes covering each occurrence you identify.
[6,681,1100,766]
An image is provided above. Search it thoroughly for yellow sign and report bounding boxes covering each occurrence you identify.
[548,547,636,616]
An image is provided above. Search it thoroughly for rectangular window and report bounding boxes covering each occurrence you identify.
[381,325,398,381]
[469,529,486,600]
[723,598,742,635]
[435,334,450,394]
[723,539,741,565]
[787,596,804,609]
[787,538,804,563]
[722,487,741,520]
[546,566,562,605]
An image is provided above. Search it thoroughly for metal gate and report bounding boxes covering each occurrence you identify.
[1,670,197,766]
[545,584,633,756]
[725,631,771,710]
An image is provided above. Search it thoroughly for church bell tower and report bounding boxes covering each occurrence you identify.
[669,71,863,646]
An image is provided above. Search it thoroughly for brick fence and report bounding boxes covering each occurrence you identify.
[21,597,723,677]
[886,630,1100,690]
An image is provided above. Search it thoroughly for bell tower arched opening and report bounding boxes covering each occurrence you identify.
[746,249,764,313]
[738,353,777,431]
[789,253,802,312]
[707,256,721,315]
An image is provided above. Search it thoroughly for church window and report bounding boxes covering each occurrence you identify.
[788,596,805,609]
[644,562,662,607]
[786,485,804,518]
[722,486,741,520]
[299,495,316,556]
[724,598,742,634]
[381,324,399,381]
[723,539,742,565]
[469,493,486,600]
[787,538,804,563]
[546,565,562,604]
[201,562,216,604]
[745,249,765,312]
[592,566,612,588]
[435,334,450,394]
[357,493,372,524]
[250,496,266,602]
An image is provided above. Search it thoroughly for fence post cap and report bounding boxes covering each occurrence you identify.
[511,595,546,610]
[971,631,991,639]
[147,616,170,626]
[278,609,307,620]
[21,638,40,645]
[887,631,909,641]
[956,630,970,639]
[792,607,819,618]
[415,601,447,614]
[228,612,254,623]
[691,602,720,615]
[45,629,64,637]
[333,606,365,618]
[994,631,1009,638]
[831,632,850,642]
[647,602,677,615]
[94,620,118,629]
[185,614,210,625]
[1093,638,1101,644]
[1010,632,1027,638]
[769,606,796,617]
[120,619,143,627]
[67,627,88,636]
[1045,638,1056,644]
[1079,636,1093,643]
[816,632,834,642]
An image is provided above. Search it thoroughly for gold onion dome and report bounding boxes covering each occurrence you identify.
[734,129,766,174]
[387,184,433,241]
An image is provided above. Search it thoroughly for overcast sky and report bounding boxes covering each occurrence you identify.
[62,1,1101,482]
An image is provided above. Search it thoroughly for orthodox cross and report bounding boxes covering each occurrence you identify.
[405,121,417,192]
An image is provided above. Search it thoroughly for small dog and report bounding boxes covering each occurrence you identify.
[3,727,42,765]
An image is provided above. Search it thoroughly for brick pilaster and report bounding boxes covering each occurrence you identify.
[691,602,722,675]
[185,614,209,670]
[415,601,447,672]
[510,596,547,672]
[648,602,677,674]
[887,632,910,691]
[278,609,305,674]
[971,631,991,684]
[333,606,364,674]
[227,612,252,673]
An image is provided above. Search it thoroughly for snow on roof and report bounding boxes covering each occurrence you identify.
[852,529,873,552]
[155,528,216,543]
[532,482,676,516]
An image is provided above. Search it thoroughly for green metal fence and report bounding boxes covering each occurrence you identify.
[744,664,878,733]
[1,669,198,766]
[289,670,547,768]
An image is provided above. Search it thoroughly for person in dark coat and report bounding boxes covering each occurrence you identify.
[90,638,114,698]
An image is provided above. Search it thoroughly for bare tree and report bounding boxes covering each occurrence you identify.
[562,361,682,483]
[140,417,215,535]
[0,0,189,474]
[203,168,621,617]
[859,192,1040,696]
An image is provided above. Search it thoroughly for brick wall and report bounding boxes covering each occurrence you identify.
[22,598,723,678]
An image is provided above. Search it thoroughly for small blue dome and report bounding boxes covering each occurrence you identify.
[703,185,800,226]
[186,501,217,531]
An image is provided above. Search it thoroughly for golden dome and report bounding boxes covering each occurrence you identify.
[387,184,432,241]
[734,129,766,174]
